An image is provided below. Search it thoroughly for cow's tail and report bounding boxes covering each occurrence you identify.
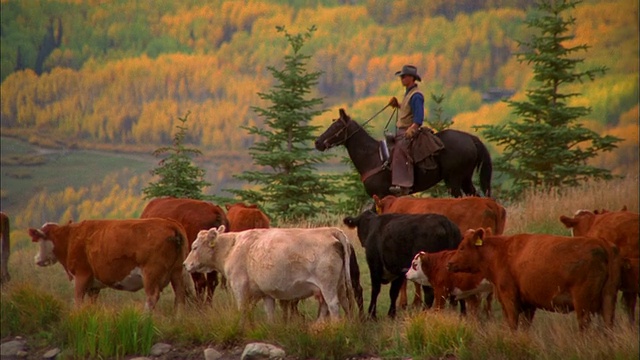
[334,229,356,317]
[601,243,621,328]
[1,212,10,285]
[473,137,493,198]
[170,225,196,299]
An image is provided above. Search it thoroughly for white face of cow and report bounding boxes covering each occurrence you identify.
[183,226,224,273]
[34,238,57,267]
[405,252,430,286]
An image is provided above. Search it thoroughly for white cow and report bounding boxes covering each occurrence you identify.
[184,225,355,321]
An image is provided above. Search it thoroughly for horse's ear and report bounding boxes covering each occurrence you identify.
[339,108,347,119]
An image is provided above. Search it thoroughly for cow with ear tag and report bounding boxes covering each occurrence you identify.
[447,228,621,331]
[184,225,356,322]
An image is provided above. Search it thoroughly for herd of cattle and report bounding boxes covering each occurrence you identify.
[0,195,637,331]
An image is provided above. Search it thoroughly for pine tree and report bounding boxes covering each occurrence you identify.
[228,26,336,223]
[475,0,620,198]
[142,112,211,200]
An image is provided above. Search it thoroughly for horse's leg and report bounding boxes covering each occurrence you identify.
[461,176,477,197]
[446,177,463,198]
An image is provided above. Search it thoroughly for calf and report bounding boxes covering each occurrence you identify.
[343,210,461,319]
[560,207,639,324]
[140,197,229,301]
[406,250,493,319]
[28,218,189,310]
[225,203,270,231]
[184,226,355,322]
[447,228,620,330]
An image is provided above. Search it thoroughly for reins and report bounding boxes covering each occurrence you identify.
[339,104,396,145]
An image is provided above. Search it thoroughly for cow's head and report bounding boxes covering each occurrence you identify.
[343,210,377,247]
[28,223,59,267]
[372,195,397,214]
[406,251,430,285]
[447,228,486,273]
[183,225,225,273]
[559,210,595,237]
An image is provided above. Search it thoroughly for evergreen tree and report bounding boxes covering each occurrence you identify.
[228,26,336,223]
[142,112,211,200]
[475,0,620,198]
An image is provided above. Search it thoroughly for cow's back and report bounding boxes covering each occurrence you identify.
[77,219,188,287]
[497,234,618,311]
[379,196,506,235]
[586,211,639,259]
[141,197,229,243]
[225,203,270,232]
[226,228,348,300]
[376,213,461,275]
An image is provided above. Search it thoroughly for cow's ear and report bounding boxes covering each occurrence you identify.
[28,228,43,242]
[474,229,485,246]
[225,204,231,210]
[559,215,577,228]
[621,205,628,211]
[217,225,226,233]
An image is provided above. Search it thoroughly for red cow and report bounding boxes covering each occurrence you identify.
[28,218,189,310]
[140,197,229,301]
[560,207,639,324]
[1,212,10,285]
[447,228,620,330]
[225,203,270,231]
[373,195,506,309]
[406,250,493,319]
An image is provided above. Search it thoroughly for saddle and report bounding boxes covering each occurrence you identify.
[380,128,444,171]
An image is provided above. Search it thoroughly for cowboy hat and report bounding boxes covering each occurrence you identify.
[394,65,422,82]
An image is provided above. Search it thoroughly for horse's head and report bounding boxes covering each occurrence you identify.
[314,108,353,151]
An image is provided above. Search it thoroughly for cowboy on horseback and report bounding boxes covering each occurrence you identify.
[388,65,443,196]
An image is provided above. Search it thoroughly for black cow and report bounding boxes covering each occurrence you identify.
[343,210,462,319]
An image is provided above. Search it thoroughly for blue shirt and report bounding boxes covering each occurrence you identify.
[406,85,424,126]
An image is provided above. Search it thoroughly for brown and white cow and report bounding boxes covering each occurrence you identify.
[406,250,493,319]
[225,203,270,231]
[28,218,189,310]
[1,212,10,285]
[447,228,621,330]
[560,207,639,324]
[373,195,506,309]
[184,226,355,322]
[140,197,229,301]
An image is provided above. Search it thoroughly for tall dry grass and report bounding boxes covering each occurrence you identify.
[1,176,638,359]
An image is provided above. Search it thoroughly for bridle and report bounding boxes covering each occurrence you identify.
[322,105,396,149]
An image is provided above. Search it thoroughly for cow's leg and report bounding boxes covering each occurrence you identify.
[422,285,435,309]
[143,284,161,311]
[520,305,536,330]
[87,288,100,304]
[191,273,207,301]
[497,292,520,330]
[205,270,219,302]
[412,282,423,308]
[621,291,637,325]
[398,280,408,309]
[387,277,405,318]
[262,297,276,322]
[73,274,92,306]
[368,281,381,319]
[169,268,186,311]
[433,287,447,311]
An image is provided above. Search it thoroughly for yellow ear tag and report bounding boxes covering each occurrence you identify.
[208,239,216,248]
[375,205,381,214]
[474,238,483,246]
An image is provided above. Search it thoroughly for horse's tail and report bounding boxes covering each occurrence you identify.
[473,138,493,198]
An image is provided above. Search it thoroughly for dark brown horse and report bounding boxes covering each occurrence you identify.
[314,109,492,198]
